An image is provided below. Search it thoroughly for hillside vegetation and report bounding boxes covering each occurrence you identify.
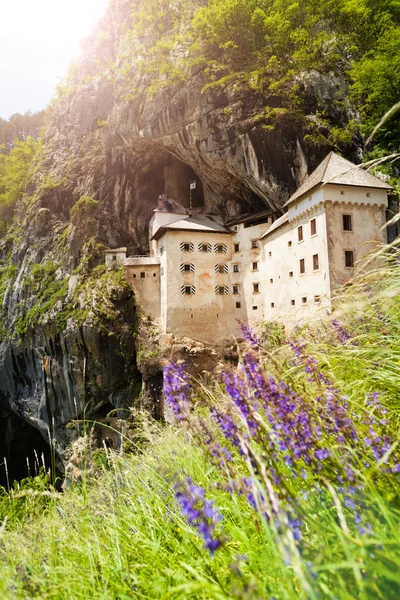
[1,244,399,599]
[123,0,400,154]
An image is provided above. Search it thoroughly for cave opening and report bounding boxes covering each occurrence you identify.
[140,152,205,212]
[0,405,56,489]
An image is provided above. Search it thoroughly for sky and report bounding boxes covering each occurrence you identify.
[0,0,110,119]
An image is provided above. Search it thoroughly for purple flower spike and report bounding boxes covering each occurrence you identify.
[314,448,330,461]
[174,478,224,554]
[240,323,262,348]
[332,319,352,343]
[163,362,191,423]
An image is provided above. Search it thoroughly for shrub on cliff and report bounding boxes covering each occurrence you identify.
[70,195,99,225]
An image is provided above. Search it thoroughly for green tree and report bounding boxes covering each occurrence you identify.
[350,25,400,149]
[0,137,40,224]
[0,110,45,154]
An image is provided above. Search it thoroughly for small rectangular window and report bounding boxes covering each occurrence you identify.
[314,295,321,303]
[216,264,227,273]
[215,286,228,295]
[253,283,260,293]
[345,250,354,268]
[181,263,195,273]
[366,192,371,198]
[236,302,241,309]
[233,264,239,273]
[313,254,319,271]
[234,243,240,252]
[343,214,353,231]
[233,285,239,295]
[291,299,295,306]
[271,302,275,308]
[182,243,191,252]
[299,259,305,274]
[298,226,303,242]
[252,262,258,271]
[340,190,345,195]
[252,240,258,248]
[253,306,258,310]
[310,218,317,236]
[133,273,137,279]
[302,297,307,304]
[289,271,293,278]
[140,272,145,278]
[200,243,209,252]
[153,273,157,277]
[270,278,273,284]
[268,251,272,257]
[181,285,195,295]
[288,241,292,247]
[112,255,117,261]
[215,244,227,253]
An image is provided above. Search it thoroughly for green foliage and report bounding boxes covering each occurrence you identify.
[66,265,134,332]
[0,137,40,227]
[119,0,400,154]
[70,195,99,224]
[0,470,54,529]
[0,110,45,154]
[0,260,18,339]
[15,261,68,337]
[350,25,400,148]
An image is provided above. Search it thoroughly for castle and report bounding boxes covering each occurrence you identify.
[105,152,391,344]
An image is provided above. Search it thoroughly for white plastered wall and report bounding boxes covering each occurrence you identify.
[105,249,127,268]
[229,221,271,331]
[160,230,236,343]
[322,185,388,290]
[124,257,161,320]
[262,202,331,328]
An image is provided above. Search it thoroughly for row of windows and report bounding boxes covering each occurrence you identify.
[134,252,353,281]
[299,254,319,274]
[297,218,317,243]
[179,241,259,253]
[181,284,260,295]
[295,215,353,246]
[180,287,322,305]
[180,263,258,273]
[180,242,228,253]
[172,215,353,259]
[270,295,321,308]
[133,272,157,278]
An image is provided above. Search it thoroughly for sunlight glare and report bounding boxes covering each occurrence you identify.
[0,0,110,117]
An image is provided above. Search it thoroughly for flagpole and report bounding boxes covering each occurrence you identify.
[189,180,196,216]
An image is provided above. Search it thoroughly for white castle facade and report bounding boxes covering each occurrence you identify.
[105,152,391,344]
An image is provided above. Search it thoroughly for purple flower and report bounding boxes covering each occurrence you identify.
[314,448,330,461]
[163,362,191,423]
[174,478,224,554]
[332,319,352,343]
[240,323,262,347]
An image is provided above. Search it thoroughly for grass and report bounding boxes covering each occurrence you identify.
[0,243,399,599]
[0,433,297,599]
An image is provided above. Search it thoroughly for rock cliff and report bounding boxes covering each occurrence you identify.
[0,0,369,484]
